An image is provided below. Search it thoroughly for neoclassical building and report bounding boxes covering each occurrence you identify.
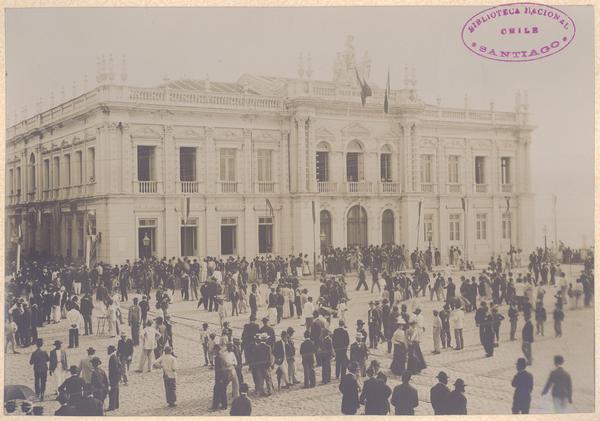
[5,37,535,266]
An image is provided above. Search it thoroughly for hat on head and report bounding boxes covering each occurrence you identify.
[86,347,96,354]
[53,340,62,346]
[91,357,102,366]
[262,317,269,322]
[368,301,374,305]
[454,378,466,390]
[259,333,269,341]
[69,365,80,375]
[107,345,116,353]
[357,319,365,325]
[436,371,449,381]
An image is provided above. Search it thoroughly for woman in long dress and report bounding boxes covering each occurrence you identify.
[282,286,291,319]
[390,326,407,376]
[302,254,311,276]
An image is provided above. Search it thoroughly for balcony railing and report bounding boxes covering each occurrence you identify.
[179,181,199,193]
[501,184,513,193]
[345,181,373,193]
[379,181,401,194]
[255,181,276,193]
[317,181,338,193]
[420,183,435,193]
[218,181,238,193]
[447,183,462,194]
[137,180,159,193]
[475,183,488,193]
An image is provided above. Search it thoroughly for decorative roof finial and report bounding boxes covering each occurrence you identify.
[523,90,529,111]
[297,52,304,78]
[204,73,211,92]
[436,95,441,106]
[60,86,65,103]
[72,80,77,97]
[120,54,128,83]
[306,53,312,79]
[515,90,522,112]
[404,64,409,88]
[464,93,468,109]
[490,101,495,111]
[83,73,88,91]
[96,56,102,84]
[411,65,417,88]
[50,90,55,107]
[100,55,107,84]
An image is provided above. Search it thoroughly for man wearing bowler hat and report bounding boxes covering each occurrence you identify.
[430,371,451,415]
[58,365,86,406]
[447,378,467,414]
[78,347,96,385]
[107,345,120,411]
[391,372,419,415]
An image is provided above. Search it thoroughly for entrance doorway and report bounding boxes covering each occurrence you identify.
[138,227,155,258]
[221,217,237,255]
[347,205,367,247]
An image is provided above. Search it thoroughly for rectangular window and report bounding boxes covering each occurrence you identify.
[475,156,485,184]
[420,154,433,183]
[346,152,364,181]
[53,157,61,189]
[220,217,237,255]
[476,213,487,240]
[16,167,21,195]
[43,160,50,190]
[502,213,512,240]
[256,149,272,182]
[448,155,459,183]
[87,147,95,183]
[423,214,433,243]
[179,147,197,182]
[449,214,461,241]
[316,151,329,182]
[8,169,14,194]
[181,218,198,256]
[258,216,273,253]
[137,146,155,181]
[219,149,236,181]
[380,153,392,182]
[75,151,83,185]
[501,157,511,185]
[64,154,71,187]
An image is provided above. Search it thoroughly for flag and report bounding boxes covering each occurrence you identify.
[37,208,42,225]
[384,68,390,113]
[461,197,466,212]
[505,197,510,214]
[416,201,422,228]
[16,224,22,244]
[311,201,315,225]
[354,67,372,106]
[266,198,274,217]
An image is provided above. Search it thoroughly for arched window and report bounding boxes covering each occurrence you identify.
[382,209,395,244]
[346,140,364,182]
[347,205,367,247]
[316,142,330,182]
[28,153,36,193]
[319,210,332,253]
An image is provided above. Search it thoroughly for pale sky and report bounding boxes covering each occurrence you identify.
[5,7,594,247]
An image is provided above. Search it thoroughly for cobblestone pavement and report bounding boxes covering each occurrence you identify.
[4,266,595,416]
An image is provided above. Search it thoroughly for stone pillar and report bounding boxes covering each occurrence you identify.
[280,129,290,194]
[296,115,307,193]
[164,196,179,256]
[306,118,316,192]
[121,124,133,193]
[108,123,120,194]
[243,129,252,194]
[411,123,419,192]
[205,128,216,194]
[164,125,175,194]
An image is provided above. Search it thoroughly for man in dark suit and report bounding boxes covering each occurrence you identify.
[249,284,258,320]
[127,298,141,346]
[29,338,49,400]
[430,371,451,415]
[512,357,534,414]
[332,320,350,379]
[272,331,293,389]
[230,382,252,416]
[391,372,419,415]
[241,316,260,365]
[339,361,360,415]
[541,355,573,413]
[58,365,86,407]
[319,329,334,384]
[521,314,534,365]
[107,345,120,411]
[80,294,94,336]
[349,334,369,377]
[117,332,134,385]
[54,392,78,416]
[299,331,316,388]
[367,302,381,349]
[77,384,104,416]
[446,379,467,414]
[359,367,391,415]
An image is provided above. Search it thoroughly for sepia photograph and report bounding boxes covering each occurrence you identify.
[3,4,596,417]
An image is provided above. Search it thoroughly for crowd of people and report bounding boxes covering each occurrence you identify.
[3,242,594,416]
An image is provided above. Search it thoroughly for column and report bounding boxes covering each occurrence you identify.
[306,119,317,193]
[108,123,120,194]
[205,127,216,194]
[296,115,307,193]
[411,123,419,192]
[164,125,175,194]
[243,129,252,194]
[121,124,133,193]
[439,198,449,264]
[280,129,290,194]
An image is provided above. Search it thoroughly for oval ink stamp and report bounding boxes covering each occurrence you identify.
[461,2,576,62]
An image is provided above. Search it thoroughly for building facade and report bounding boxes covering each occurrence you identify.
[5,38,535,266]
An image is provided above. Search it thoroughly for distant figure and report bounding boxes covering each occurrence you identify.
[430,371,450,415]
[542,355,572,413]
[339,362,360,415]
[511,358,534,414]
